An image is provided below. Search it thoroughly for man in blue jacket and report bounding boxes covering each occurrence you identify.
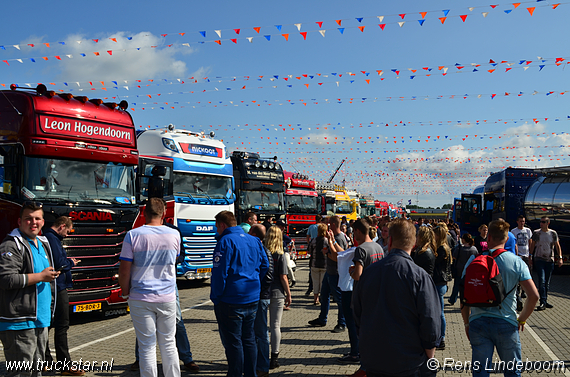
[211,211,269,377]
[43,216,84,376]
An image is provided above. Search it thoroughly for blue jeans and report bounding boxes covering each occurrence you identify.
[135,286,193,364]
[341,290,358,357]
[448,277,460,304]
[214,301,258,377]
[469,317,521,377]
[254,299,270,373]
[436,284,447,342]
[533,259,554,305]
[318,272,345,327]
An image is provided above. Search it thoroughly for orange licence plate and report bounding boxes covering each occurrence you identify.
[197,268,211,274]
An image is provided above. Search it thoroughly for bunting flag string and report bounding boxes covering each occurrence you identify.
[4,55,566,91]
[123,88,569,111]
[0,1,563,53]
[137,116,569,132]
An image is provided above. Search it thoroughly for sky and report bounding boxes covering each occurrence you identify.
[1,0,569,208]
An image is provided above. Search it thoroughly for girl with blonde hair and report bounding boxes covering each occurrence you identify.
[432,225,452,350]
[412,226,436,277]
[263,226,291,369]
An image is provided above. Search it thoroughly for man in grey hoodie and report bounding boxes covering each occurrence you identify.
[0,202,58,377]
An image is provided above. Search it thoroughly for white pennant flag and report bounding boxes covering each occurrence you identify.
[524,66,529,71]
[469,7,475,11]
[336,81,340,86]
[247,37,253,43]
[482,12,489,17]
[398,22,405,27]
[13,45,20,50]
[182,43,190,47]
[66,54,72,58]
[319,30,326,37]
[377,16,384,22]
[443,67,448,73]
[26,83,32,87]
[76,40,82,44]
[76,82,80,86]
[16,59,23,63]
[215,30,221,38]
[124,86,129,90]
[294,23,302,31]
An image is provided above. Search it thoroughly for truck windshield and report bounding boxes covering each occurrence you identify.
[238,190,283,211]
[286,195,318,213]
[336,200,352,214]
[22,157,135,205]
[173,172,233,199]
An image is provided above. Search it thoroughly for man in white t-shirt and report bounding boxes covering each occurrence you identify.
[119,198,181,377]
[511,215,532,268]
[511,215,533,311]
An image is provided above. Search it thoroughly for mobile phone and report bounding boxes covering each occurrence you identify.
[56,265,66,272]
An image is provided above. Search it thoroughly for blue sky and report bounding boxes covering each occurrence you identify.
[2,0,569,207]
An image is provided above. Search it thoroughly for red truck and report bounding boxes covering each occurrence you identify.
[284,171,319,259]
[0,84,138,316]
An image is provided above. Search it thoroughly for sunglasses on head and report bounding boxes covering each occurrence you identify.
[23,201,43,209]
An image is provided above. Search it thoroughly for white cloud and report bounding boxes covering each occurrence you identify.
[56,32,191,82]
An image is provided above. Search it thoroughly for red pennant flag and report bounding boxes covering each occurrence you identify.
[3,60,8,65]
[93,39,99,43]
[55,56,61,60]
[506,68,512,72]
[241,86,246,89]
[234,29,240,34]
[489,59,496,64]
[179,33,185,36]
[336,20,342,26]
[161,34,168,37]
[215,40,221,45]
[282,34,289,41]
[358,26,365,32]
[316,21,323,28]
[107,50,112,55]
[305,84,309,88]
[365,79,370,84]
[94,52,100,56]
[28,44,34,47]
[399,14,406,19]
[527,7,535,15]
[231,39,237,43]
[490,4,498,8]
[253,27,261,33]
[300,31,307,40]
[513,3,521,8]
[41,57,48,61]
[109,38,117,42]
[439,17,447,24]
[460,15,468,22]
[553,4,560,9]
[379,24,386,30]
[420,12,427,18]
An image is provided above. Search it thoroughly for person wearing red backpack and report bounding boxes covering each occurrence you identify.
[461,219,539,377]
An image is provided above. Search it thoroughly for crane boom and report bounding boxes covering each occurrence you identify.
[327,159,346,183]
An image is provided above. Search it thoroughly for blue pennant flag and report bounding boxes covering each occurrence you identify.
[264,35,271,41]
[199,31,206,37]
[418,19,425,26]
[338,28,344,34]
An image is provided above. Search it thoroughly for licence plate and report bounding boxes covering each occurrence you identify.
[298,251,307,255]
[197,268,211,274]
[73,303,102,313]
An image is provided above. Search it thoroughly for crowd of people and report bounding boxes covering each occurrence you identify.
[0,202,563,377]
